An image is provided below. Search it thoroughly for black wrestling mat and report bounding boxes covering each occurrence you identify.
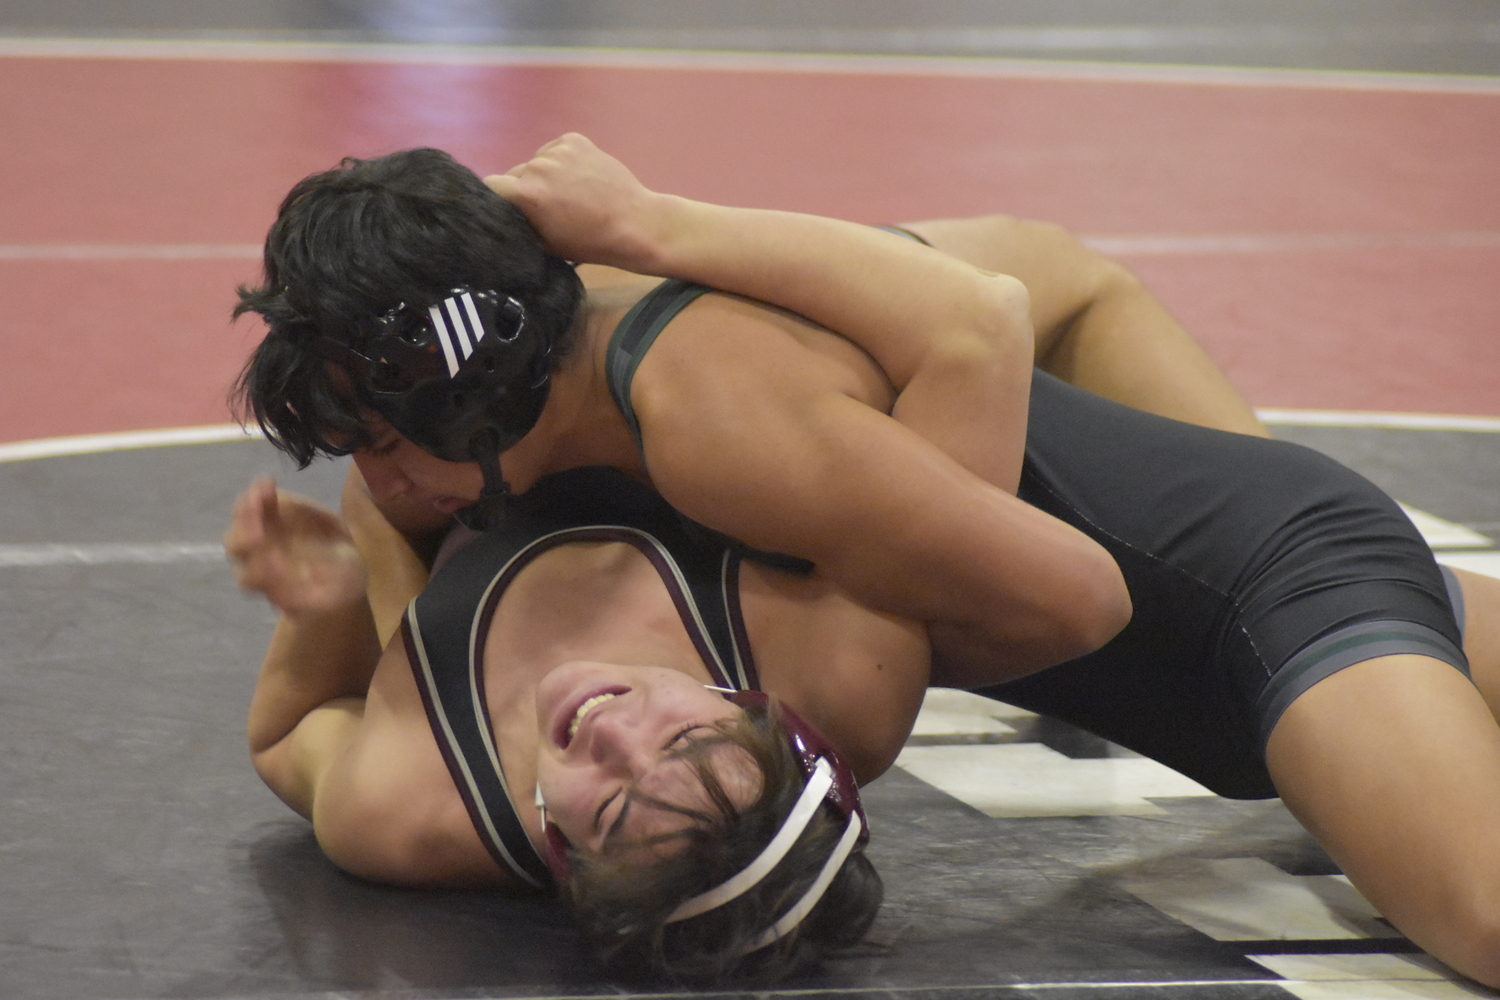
[2,427,1496,1000]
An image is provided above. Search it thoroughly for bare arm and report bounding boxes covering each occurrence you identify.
[489,133,1034,494]
[636,301,1129,678]
[225,477,381,816]
[491,134,1129,679]
[740,560,934,784]
[339,466,435,645]
[904,215,1270,437]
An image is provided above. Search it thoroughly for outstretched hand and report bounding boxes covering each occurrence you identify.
[224,476,368,617]
[484,132,667,270]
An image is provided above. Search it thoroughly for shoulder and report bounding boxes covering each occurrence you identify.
[627,292,894,463]
[628,288,890,398]
[310,709,517,888]
[309,649,520,889]
[739,563,931,783]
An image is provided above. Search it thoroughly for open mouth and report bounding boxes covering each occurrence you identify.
[556,688,627,748]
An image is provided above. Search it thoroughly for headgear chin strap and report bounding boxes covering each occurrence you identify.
[456,427,510,532]
[332,287,552,529]
[665,692,868,954]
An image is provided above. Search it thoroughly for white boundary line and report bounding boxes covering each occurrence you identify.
[0,425,261,463]
[351,977,1451,998]
[0,35,1497,94]
[0,542,225,568]
[1258,409,1500,432]
[1082,232,1500,255]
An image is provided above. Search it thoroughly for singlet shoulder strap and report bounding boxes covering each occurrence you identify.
[605,278,711,453]
[875,224,933,246]
[404,532,556,890]
[603,280,816,580]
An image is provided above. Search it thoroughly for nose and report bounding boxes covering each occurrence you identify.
[579,701,656,777]
[352,450,413,500]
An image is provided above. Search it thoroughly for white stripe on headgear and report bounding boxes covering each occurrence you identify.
[665,756,861,950]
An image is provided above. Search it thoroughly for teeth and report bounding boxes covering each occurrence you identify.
[569,692,618,740]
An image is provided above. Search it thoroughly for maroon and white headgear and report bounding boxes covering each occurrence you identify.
[534,688,869,953]
[666,689,868,953]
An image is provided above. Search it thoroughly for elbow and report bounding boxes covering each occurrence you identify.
[1052,547,1132,662]
[977,272,1035,362]
[936,272,1035,376]
[1078,576,1132,659]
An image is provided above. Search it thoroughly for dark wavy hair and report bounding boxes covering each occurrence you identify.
[231,147,585,466]
[560,698,883,985]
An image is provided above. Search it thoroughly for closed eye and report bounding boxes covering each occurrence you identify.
[666,724,711,751]
[364,436,401,457]
[598,791,632,847]
[594,789,621,835]
[596,727,721,849]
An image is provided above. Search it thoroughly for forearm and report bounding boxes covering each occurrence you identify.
[494,134,1038,490]
[653,387,1131,678]
[820,486,1130,677]
[643,199,1021,375]
[246,597,380,757]
[341,467,437,645]
[642,198,1036,490]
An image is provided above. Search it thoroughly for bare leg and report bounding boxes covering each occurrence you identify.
[1451,566,1500,722]
[1265,652,1500,986]
[902,215,1270,438]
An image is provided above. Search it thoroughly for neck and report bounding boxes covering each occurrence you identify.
[498,286,654,493]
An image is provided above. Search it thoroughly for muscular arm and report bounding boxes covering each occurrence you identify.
[619,204,1035,494]
[490,133,1035,495]
[493,135,1130,679]
[239,472,447,817]
[225,479,383,817]
[636,299,1129,678]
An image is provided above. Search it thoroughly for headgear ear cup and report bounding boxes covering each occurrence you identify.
[331,288,551,525]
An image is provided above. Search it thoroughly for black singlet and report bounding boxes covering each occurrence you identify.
[604,278,1469,799]
[401,466,759,891]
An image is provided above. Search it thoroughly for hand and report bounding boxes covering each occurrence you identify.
[484,132,666,269]
[224,476,368,617]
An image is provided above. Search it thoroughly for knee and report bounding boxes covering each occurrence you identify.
[1423,891,1500,987]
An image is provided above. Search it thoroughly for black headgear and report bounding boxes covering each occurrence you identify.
[331,287,552,529]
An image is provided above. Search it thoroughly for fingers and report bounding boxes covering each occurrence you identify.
[487,132,600,195]
[534,132,589,158]
[223,476,298,599]
[224,476,275,561]
[224,476,370,615]
[484,172,518,200]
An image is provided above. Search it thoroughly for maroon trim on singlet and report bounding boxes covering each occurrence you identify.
[467,527,744,733]
[721,550,761,690]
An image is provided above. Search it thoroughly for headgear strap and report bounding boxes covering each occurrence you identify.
[664,756,864,950]
[744,808,864,952]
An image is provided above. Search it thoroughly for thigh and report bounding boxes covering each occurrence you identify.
[1265,653,1500,987]
[1451,566,1500,722]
